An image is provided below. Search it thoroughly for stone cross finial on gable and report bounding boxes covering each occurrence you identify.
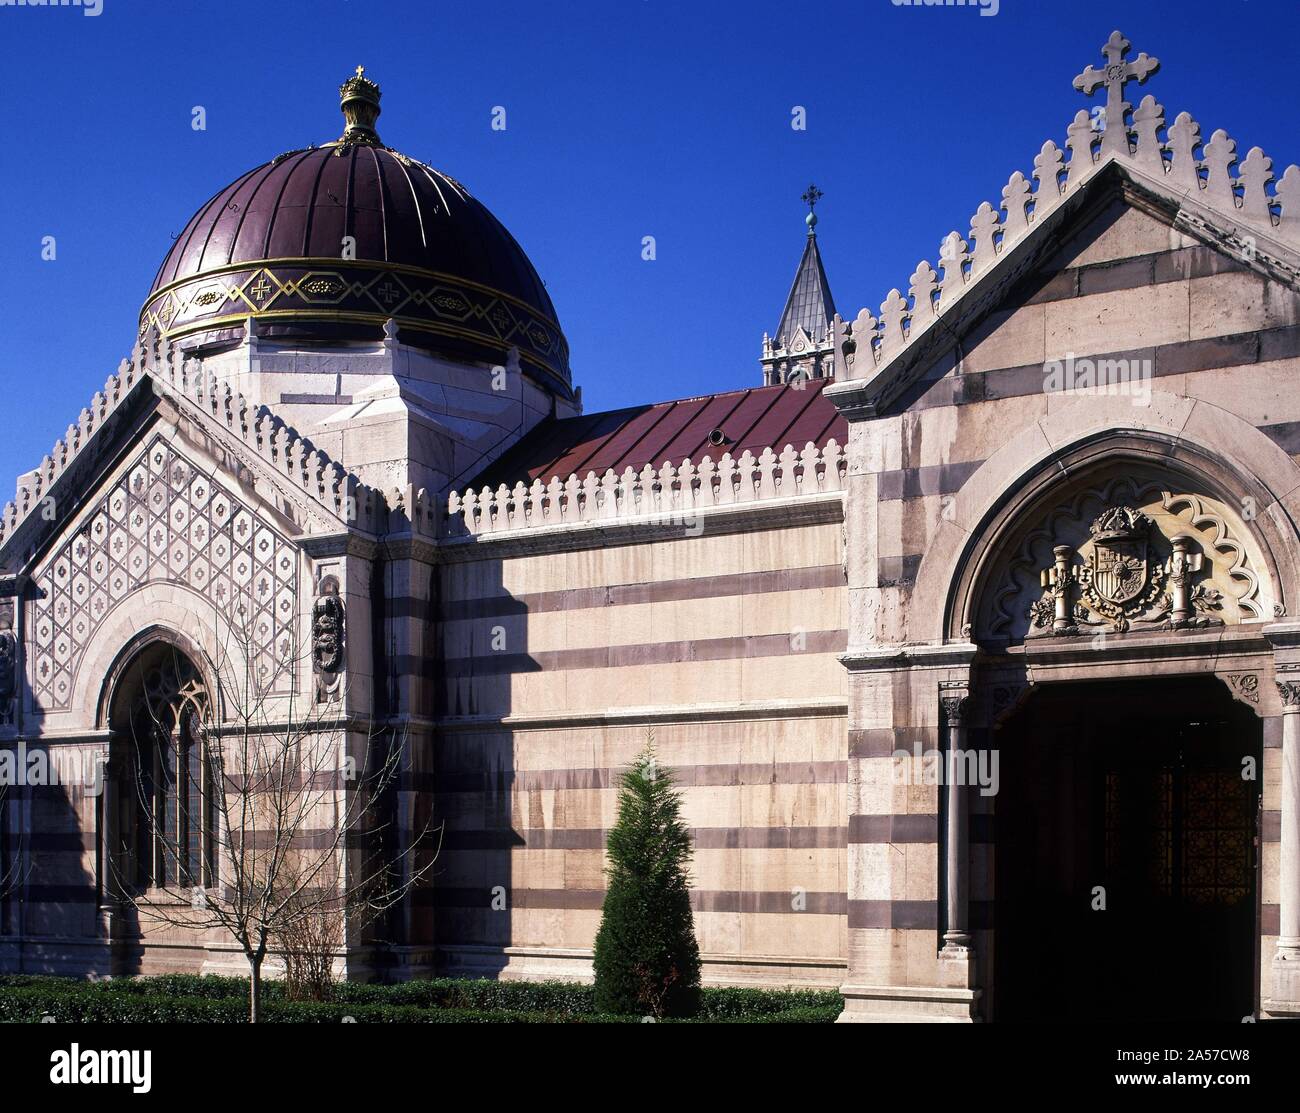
[1073,30,1160,155]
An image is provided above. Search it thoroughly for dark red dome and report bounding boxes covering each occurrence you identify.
[140,72,569,392]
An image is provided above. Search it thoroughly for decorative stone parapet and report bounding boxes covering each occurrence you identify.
[446,440,846,537]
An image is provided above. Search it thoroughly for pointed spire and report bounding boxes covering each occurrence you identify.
[775,186,837,345]
[761,187,839,385]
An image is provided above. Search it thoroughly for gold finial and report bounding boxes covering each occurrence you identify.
[337,65,382,147]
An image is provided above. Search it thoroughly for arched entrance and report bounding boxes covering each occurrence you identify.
[992,675,1261,1021]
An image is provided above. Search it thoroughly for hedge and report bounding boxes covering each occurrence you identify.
[0,974,840,1024]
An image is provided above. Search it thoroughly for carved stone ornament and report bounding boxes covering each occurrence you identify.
[1276,679,1300,711]
[1028,506,1190,634]
[312,576,345,676]
[1225,673,1260,705]
[939,682,970,727]
[984,473,1266,644]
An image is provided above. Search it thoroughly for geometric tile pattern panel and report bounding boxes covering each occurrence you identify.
[30,434,299,709]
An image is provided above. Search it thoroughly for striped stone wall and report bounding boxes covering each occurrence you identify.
[839,192,1300,1019]
[433,517,849,984]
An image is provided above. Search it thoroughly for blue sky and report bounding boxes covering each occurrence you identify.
[0,0,1295,485]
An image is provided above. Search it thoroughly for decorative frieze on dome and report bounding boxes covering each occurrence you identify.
[139,259,567,385]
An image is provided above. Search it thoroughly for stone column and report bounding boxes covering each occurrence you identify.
[1270,675,1300,1011]
[1263,622,1300,1016]
[938,682,974,989]
[98,747,120,967]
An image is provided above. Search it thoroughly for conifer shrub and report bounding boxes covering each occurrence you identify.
[592,745,702,1017]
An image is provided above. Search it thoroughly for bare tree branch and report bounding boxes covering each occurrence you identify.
[108,589,442,1021]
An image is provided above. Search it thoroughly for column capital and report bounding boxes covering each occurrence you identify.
[938,680,971,726]
[1277,677,1300,713]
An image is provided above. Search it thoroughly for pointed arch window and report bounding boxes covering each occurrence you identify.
[121,650,215,890]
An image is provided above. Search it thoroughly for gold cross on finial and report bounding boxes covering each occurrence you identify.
[356,65,365,79]
[1073,30,1159,153]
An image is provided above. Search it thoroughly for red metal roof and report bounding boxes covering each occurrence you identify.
[471,378,846,489]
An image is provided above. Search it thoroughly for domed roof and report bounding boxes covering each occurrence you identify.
[140,68,570,392]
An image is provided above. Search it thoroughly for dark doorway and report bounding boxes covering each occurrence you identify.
[993,677,1260,1022]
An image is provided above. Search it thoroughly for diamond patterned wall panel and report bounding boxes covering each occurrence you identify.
[30,434,300,710]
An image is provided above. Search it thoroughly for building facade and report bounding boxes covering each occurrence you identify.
[2,35,1299,1021]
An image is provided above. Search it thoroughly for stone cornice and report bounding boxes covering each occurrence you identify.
[840,641,980,673]
[371,533,441,566]
[434,696,848,733]
[299,532,381,561]
[1262,622,1300,650]
[1007,622,1273,669]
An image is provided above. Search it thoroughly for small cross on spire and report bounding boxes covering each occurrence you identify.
[801,184,823,232]
[1073,30,1160,154]
[355,65,366,79]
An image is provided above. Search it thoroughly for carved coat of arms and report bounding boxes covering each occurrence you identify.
[1025,504,1223,636]
[1086,506,1150,607]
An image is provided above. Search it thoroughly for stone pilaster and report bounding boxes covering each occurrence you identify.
[837,641,982,1022]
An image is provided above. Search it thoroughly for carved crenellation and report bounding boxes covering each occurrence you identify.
[986,474,1266,642]
[832,30,1300,385]
[0,338,444,552]
[447,440,847,537]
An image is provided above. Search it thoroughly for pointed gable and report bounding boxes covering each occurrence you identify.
[0,341,388,574]
[826,29,1300,418]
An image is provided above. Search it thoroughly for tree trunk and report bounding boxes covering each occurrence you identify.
[249,952,263,1024]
